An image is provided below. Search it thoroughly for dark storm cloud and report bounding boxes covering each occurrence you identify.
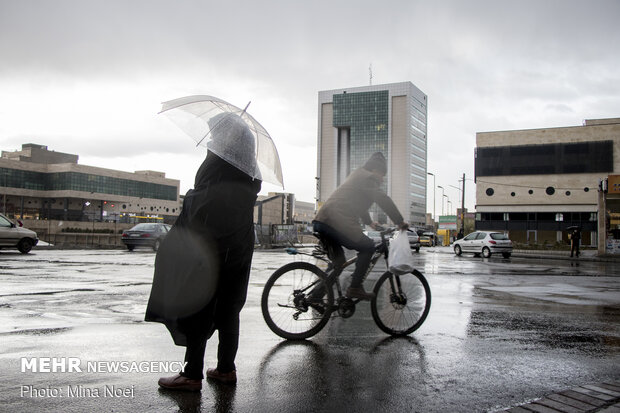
[1,0,619,202]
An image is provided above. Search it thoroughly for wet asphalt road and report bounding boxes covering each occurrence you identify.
[0,247,618,412]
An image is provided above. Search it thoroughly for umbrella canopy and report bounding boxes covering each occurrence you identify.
[159,95,284,187]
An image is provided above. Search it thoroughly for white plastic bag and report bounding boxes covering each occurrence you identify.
[388,230,414,275]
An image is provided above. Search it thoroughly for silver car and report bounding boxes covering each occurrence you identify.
[453,231,512,258]
[363,230,382,245]
[0,213,39,254]
[407,230,421,252]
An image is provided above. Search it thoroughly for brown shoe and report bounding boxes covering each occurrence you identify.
[346,286,375,300]
[206,368,237,384]
[158,374,202,392]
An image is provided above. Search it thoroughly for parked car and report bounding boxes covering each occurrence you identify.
[419,232,435,247]
[453,231,513,258]
[407,230,421,252]
[121,223,171,251]
[363,230,383,245]
[0,213,39,253]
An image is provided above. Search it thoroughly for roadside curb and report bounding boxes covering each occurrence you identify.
[500,382,620,412]
[422,246,620,262]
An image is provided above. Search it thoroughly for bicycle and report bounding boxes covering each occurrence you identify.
[261,227,431,340]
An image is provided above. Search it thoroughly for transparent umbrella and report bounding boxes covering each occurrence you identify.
[159,95,284,187]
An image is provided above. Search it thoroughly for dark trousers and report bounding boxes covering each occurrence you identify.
[181,245,253,379]
[313,221,375,287]
[570,239,580,257]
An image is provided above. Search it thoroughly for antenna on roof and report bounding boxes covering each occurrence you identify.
[369,63,373,85]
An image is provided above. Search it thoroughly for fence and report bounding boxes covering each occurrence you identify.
[255,224,302,248]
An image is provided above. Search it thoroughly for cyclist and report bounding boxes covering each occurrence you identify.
[313,152,408,300]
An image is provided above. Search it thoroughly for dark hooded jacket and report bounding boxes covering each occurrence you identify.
[315,166,403,243]
[145,152,261,345]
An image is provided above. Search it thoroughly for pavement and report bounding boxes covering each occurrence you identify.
[433,244,620,411]
[426,244,620,262]
[1,247,618,412]
[500,382,620,412]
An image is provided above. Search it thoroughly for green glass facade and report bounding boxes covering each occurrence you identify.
[0,167,177,201]
[333,90,389,173]
[319,82,428,226]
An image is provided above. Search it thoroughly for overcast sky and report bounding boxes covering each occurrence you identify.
[1,0,619,216]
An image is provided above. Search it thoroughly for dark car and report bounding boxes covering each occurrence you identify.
[121,223,171,251]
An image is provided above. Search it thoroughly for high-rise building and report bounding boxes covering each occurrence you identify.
[317,82,428,226]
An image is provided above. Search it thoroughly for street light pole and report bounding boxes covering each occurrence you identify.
[427,172,435,223]
[437,185,445,216]
[449,183,463,230]
[449,175,466,235]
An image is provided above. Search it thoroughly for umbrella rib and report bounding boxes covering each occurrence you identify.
[195,101,239,147]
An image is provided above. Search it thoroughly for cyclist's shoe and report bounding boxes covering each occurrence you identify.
[158,374,202,391]
[308,302,325,315]
[346,286,375,300]
[206,368,237,384]
[306,294,326,315]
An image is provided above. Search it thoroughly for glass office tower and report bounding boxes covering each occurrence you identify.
[317,82,428,226]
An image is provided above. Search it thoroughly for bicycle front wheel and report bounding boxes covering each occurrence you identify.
[371,269,431,336]
[261,262,334,340]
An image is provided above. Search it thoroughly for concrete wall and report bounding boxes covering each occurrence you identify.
[391,95,409,222]
[318,102,336,204]
[476,121,620,212]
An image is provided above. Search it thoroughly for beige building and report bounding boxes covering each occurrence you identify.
[317,82,428,226]
[475,118,620,252]
[1,143,181,223]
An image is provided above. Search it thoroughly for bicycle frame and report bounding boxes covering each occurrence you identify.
[287,228,394,303]
[263,227,431,338]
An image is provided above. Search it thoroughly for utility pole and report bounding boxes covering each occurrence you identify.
[461,173,466,236]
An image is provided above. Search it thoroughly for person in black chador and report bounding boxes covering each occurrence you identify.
[570,227,581,258]
[145,113,261,391]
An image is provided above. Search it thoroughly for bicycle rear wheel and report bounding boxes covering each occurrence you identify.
[261,262,334,340]
[371,269,431,336]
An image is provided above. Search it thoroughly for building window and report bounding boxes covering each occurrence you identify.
[475,140,613,177]
[528,189,534,195]
[565,191,571,196]
[555,213,564,222]
[546,186,555,195]
[486,188,494,196]
[510,192,516,197]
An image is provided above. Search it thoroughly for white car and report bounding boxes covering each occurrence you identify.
[0,213,39,254]
[453,231,512,258]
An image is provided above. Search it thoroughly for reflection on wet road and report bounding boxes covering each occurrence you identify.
[0,248,618,412]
